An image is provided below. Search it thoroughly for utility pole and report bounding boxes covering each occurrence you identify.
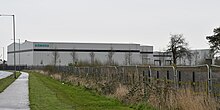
[13,15,16,78]
[0,14,16,78]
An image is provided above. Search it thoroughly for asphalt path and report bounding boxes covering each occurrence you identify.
[0,71,13,79]
[0,72,30,110]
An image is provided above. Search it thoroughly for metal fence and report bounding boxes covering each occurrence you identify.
[6,64,220,98]
[43,65,219,96]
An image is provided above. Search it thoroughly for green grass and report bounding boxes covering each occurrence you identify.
[29,72,135,110]
[0,72,21,93]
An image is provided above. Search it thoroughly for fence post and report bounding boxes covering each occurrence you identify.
[156,71,160,83]
[172,66,177,89]
[143,70,147,101]
[148,66,151,83]
[206,64,212,95]
[95,68,98,81]
[118,66,122,83]
[114,66,118,82]
[123,67,126,84]
[86,67,89,79]
[178,71,181,88]
[134,65,138,85]
[108,67,111,82]
[100,67,102,81]
[111,67,114,81]
[167,70,170,83]
[210,66,212,95]
[192,71,195,91]
[138,68,141,85]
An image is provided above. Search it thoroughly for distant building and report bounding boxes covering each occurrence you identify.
[177,49,213,65]
[7,40,153,66]
[153,51,172,66]
[153,49,213,66]
[140,46,154,65]
[7,40,213,66]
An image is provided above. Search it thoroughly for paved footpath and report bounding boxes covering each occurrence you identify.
[0,72,30,110]
[0,71,13,79]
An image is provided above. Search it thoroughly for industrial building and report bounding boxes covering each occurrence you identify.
[153,51,172,66]
[177,49,213,65]
[153,49,213,66]
[7,40,153,66]
[7,40,214,66]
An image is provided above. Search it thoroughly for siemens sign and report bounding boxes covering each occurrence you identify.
[34,44,49,47]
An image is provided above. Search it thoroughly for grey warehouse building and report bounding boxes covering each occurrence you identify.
[7,40,154,66]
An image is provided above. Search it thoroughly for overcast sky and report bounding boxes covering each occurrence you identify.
[1,0,220,59]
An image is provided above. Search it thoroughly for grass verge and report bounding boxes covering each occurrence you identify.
[0,72,21,93]
[29,71,135,110]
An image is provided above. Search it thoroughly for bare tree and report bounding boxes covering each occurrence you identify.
[70,48,78,65]
[52,47,60,66]
[107,46,115,65]
[90,51,95,65]
[166,34,191,65]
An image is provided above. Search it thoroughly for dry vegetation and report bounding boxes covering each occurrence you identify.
[39,66,220,110]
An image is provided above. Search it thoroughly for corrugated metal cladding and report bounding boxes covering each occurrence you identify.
[7,41,154,66]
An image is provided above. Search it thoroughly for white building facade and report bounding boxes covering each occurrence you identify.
[7,41,154,66]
